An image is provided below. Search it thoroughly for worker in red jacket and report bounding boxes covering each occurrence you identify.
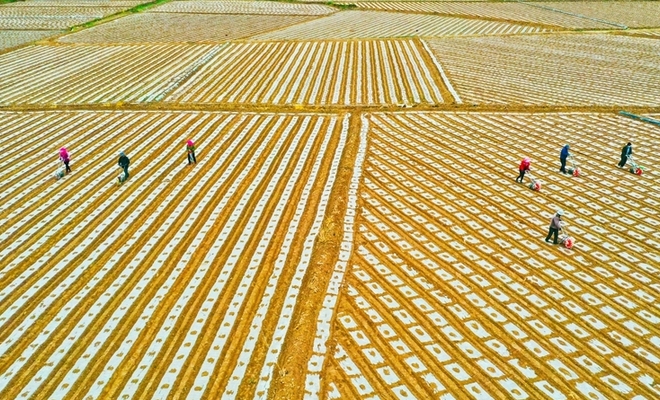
[516,157,531,183]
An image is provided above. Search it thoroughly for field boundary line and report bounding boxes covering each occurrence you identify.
[419,39,462,105]
[142,44,226,102]
[302,113,367,399]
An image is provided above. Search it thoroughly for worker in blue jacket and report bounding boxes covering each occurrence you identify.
[559,144,570,174]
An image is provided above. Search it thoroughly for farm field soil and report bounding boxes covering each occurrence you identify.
[0,5,130,18]
[426,33,660,106]
[1,1,660,399]
[303,111,660,399]
[0,39,446,106]
[0,44,221,105]
[0,29,61,50]
[150,0,337,16]
[163,39,447,106]
[0,16,97,30]
[0,110,350,399]
[8,1,148,7]
[250,11,551,40]
[58,12,319,44]
[347,1,616,29]
[542,1,660,28]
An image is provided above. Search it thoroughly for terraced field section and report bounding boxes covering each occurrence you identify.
[166,39,447,106]
[0,110,348,399]
[252,11,550,40]
[58,12,318,43]
[348,2,619,29]
[426,33,660,106]
[306,111,660,399]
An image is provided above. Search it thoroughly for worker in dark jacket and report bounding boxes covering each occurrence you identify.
[545,210,564,244]
[559,145,570,174]
[618,142,632,168]
[118,151,130,182]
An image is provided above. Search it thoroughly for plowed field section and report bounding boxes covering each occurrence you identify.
[0,5,132,30]
[166,39,445,106]
[58,12,317,43]
[425,34,660,106]
[541,1,660,28]
[10,1,146,7]
[0,44,221,105]
[0,110,348,399]
[350,2,614,29]
[151,0,336,16]
[251,11,550,40]
[307,112,660,399]
[0,30,61,50]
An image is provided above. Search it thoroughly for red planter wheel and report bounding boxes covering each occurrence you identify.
[564,237,574,249]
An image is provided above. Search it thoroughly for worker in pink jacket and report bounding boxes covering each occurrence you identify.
[515,157,530,183]
[186,139,197,165]
[59,147,71,174]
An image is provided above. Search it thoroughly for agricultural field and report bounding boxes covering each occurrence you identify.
[0,110,348,399]
[0,29,60,50]
[251,11,551,40]
[0,44,221,105]
[1,0,660,399]
[0,4,138,29]
[9,1,147,7]
[426,33,660,106]
[542,1,660,28]
[58,12,318,43]
[625,28,660,38]
[150,1,337,16]
[348,2,619,29]
[305,111,660,399]
[164,39,447,106]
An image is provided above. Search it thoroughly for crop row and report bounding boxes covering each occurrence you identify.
[167,39,445,106]
[151,0,336,16]
[349,2,615,29]
[0,110,347,399]
[307,111,660,399]
[252,11,550,40]
[58,12,316,43]
[425,34,660,106]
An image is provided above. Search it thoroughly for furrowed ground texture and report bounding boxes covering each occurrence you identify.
[307,112,660,399]
[0,110,347,399]
[0,0,659,399]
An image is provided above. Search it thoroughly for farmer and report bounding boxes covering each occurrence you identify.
[516,157,531,183]
[618,142,632,168]
[118,151,130,181]
[559,144,570,174]
[59,147,71,174]
[545,210,564,244]
[186,139,197,165]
